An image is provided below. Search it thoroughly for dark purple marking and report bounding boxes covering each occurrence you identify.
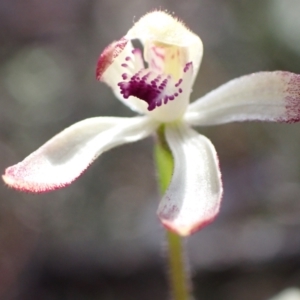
[117,61,193,112]
[121,63,128,68]
[125,56,131,61]
[118,69,175,111]
[175,79,183,87]
[184,62,192,73]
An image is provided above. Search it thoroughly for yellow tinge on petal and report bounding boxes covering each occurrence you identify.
[126,10,203,84]
[146,41,188,81]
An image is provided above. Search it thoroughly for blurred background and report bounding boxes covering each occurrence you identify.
[1,0,300,299]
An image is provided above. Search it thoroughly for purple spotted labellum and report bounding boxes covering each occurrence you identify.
[3,11,300,236]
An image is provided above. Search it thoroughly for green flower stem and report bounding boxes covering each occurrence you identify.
[154,125,192,300]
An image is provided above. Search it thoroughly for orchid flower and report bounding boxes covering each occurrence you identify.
[3,11,300,236]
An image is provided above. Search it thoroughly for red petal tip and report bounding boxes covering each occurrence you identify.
[2,165,70,194]
[96,37,128,81]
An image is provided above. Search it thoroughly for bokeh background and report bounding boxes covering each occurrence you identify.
[1,0,300,299]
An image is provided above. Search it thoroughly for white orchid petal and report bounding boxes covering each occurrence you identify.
[96,38,148,113]
[3,117,157,193]
[186,71,300,126]
[126,11,203,84]
[157,123,223,236]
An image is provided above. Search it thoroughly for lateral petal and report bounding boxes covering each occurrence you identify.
[157,123,223,236]
[96,38,148,113]
[3,117,157,193]
[185,71,300,126]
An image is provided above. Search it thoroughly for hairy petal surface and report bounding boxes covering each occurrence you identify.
[157,123,223,236]
[186,71,300,126]
[3,117,157,193]
[126,10,203,84]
